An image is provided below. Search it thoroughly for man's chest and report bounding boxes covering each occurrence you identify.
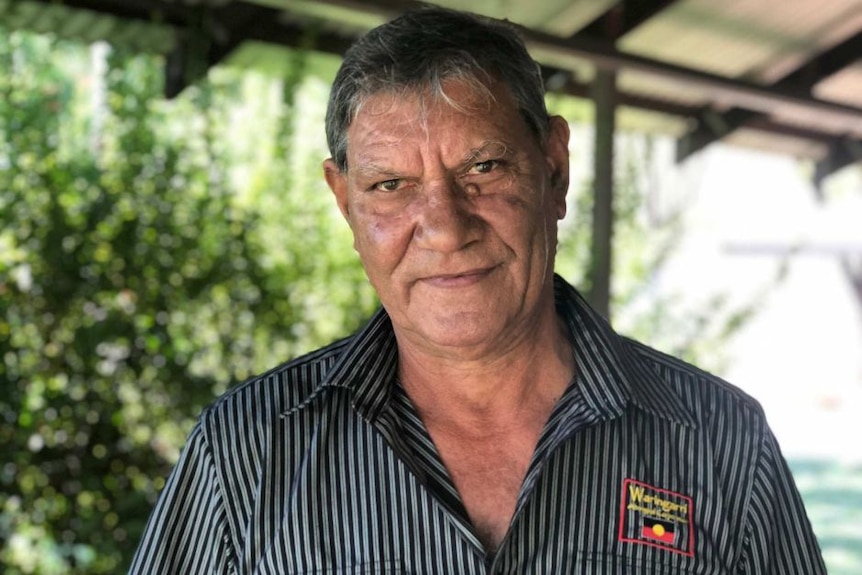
[428,424,541,554]
[226,407,751,574]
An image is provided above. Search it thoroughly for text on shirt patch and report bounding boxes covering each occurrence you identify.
[618,478,694,556]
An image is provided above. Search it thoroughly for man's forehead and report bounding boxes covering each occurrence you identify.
[354,86,495,126]
[344,80,530,167]
[346,105,520,166]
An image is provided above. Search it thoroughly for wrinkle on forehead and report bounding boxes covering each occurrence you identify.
[351,78,498,140]
[355,73,497,114]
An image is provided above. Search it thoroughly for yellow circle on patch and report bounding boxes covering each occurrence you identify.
[653,524,665,537]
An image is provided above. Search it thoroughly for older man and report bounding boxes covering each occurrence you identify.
[130,6,825,574]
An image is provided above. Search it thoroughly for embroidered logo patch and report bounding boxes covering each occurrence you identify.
[618,478,694,556]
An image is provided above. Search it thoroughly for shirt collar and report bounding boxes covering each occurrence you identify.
[554,276,697,427]
[315,308,399,422]
[296,275,696,428]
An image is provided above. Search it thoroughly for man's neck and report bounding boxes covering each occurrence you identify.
[395,314,575,433]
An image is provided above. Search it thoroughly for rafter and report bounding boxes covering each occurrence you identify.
[577,0,677,40]
[676,27,862,170]
[542,65,852,148]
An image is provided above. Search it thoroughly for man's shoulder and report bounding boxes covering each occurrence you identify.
[622,336,768,428]
[199,335,353,431]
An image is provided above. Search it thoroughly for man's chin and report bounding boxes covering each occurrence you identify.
[401,314,509,356]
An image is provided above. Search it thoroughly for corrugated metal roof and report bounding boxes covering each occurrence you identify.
[615,0,862,143]
[817,62,862,107]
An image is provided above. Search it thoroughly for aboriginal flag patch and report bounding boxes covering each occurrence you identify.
[642,517,675,544]
[618,478,694,556]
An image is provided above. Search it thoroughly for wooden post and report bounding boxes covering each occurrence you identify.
[588,69,617,319]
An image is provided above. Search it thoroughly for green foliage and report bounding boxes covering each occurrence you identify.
[0,31,375,573]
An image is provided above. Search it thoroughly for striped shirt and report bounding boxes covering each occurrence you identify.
[129,276,825,574]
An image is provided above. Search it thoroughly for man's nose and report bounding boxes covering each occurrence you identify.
[413,179,482,253]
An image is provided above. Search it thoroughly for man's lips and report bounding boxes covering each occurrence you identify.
[418,266,497,287]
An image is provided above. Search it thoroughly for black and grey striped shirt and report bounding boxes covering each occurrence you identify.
[129,276,825,574]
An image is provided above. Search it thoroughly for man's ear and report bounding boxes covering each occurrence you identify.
[545,116,570,220]
[323,158,351,224]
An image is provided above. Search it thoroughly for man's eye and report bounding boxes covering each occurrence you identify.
[373,179,401,192]
[472,160,498,174]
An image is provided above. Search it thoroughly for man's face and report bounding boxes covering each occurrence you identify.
[324,79,570,358]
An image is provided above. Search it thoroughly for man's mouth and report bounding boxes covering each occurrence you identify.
[419,266,497,288]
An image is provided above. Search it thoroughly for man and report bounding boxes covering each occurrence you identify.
[130,6,826,574]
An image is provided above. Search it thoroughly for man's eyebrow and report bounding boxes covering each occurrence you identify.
[349,162,400,179]
[460,140,512,165]
[348,141,513,176]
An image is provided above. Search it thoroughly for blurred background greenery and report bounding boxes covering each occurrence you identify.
[1,26,857,574]
[0,29,379,572]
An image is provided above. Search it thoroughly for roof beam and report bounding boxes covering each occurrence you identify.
[577,0,677,40]
[676,28,862,166]
[543,65,846,146]
[779,31,862,90]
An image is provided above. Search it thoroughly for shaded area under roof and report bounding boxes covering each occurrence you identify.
[3,0,862,182]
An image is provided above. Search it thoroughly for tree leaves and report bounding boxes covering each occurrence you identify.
[0,31,375,573]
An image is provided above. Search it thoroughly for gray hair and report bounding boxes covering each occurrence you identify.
[325,6,550,171]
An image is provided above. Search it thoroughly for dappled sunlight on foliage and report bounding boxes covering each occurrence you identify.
[0,31,375,573]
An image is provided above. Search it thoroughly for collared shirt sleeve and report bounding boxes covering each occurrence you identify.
[128,421,235,574]
[735,427,826,574]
